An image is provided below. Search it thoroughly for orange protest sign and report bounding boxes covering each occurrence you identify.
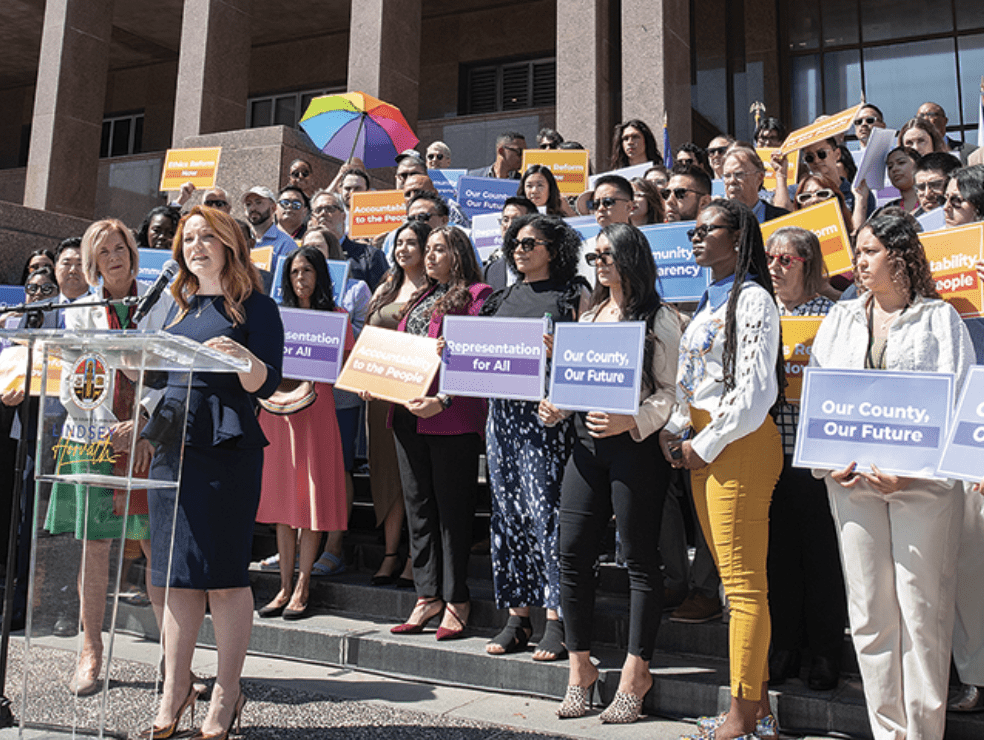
[780,317,823,403]
[250,246,274,272]
[757,148,799,192]
[0,346,62,397]
[521,149,590,195]
[920,223,984,318]
[349,190,406,239]
[759,199,854,277]
[159,147,221,191]
[779,105,864,156]
[335,326,441,404]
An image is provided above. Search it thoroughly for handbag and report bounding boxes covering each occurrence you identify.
[258,379,317,415]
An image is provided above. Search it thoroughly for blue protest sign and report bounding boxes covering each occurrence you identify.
[640,221,710,302]
[138,249,171,281]
[429,169,466,203]
[711,179,726,198]
[0,285,24,308]
[326,260,350,305]
[457,176,519,218]
[271,256,286,303]
[937,366,984,482]
[280,307,349,383]
[793,367,953,479]
[548,322,645,415]
[568,218,601,244]
[439,316,547,401]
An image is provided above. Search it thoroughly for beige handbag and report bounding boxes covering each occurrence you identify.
[258,379,317,415]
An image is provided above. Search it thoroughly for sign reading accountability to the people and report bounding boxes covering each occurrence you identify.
[349,190,406,239]
[521,150,590,195]
[759,199,854,277]
[548,322,645,415]
[439,317,547,401]
[780,104,864,156]
[793,367,953,479]
[335,326,441,404]
[920,223,984,319]
[780,317,824,402]
[456,176,520,218]
[640,221,709,303]
[279,308,350,383]
[159,147,221,191]
[937,366,984,482]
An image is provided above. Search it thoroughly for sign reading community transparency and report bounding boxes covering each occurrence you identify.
[780,317,823,403]
[160,147,221,191]
[548,322,645,415]
[439,316,547,401]
[640,221,710,302]
[336,326,441,404]
[279,308,350,384]
[793,368,953,479]
[937,366,984,482]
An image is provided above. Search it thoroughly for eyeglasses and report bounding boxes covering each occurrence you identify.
[204,199,228,209]
[918,110,943,120]
[407,212,437,223]
[766,253,806,269]
[803,149,831,164]
[587,196,630,211]
[25,283,57,296]
[278,199,305,211]
[426,152,444,161]
[687,223,731,241]
[313,204,342,215]
[722,171,751,182]
[707,146,728,157]
[854,116,881,127]
[511,237,550,252]
[914,179,947,193]
[585,251,615,266]
[290,169,310,178]
[659,187,704,201]
[945,193,968,209]
[795,188,835,204]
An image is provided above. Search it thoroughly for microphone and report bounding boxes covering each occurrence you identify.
[132,259,179,324]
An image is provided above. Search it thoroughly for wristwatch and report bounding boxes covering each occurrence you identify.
[437,393,453,410]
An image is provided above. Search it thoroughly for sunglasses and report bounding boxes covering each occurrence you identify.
[539,142,559,150]
[766,253,806,269]
[585,251,615,266]
[803,149,831,164]
[588,196,630,211]
[854,116,881,126]
[407,212,437,223]
[914,179,947,193]
[511,237,549,252]
[290,169,310,178]
[426,153,444,161]
[659,187,704,201]
[796,188,835,204]
[687,223,730,241]
[707,146,728,156]
[503,146,524,156]
[204,199,228,209]
[278,199,305,211]
[313,204,342,215]
[25,282,57,296]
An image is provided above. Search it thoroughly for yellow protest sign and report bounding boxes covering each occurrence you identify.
[250,246,274,272]
[920,223,984,318]
[335,326,441,404]
[759,199,854,277]
[159,147,221,191]
[0,346,62,397]
[349,190,406,239]
[779,105,864,156]
[757,148,799,192]
[780,317,823,403]
[521,149,590,195]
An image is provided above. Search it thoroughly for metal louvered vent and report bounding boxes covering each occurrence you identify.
[468,67,498,114]
[462,57,556,114]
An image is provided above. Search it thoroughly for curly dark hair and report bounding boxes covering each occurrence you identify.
[699,199,784,399]
[856,207,940,302]
[280,245,337,311]
[402,226,484,321]
[136,205,180,249]
[367,220,431,316]
[501,214,582,284]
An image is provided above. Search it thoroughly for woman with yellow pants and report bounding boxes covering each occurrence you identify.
[659,199,784,740]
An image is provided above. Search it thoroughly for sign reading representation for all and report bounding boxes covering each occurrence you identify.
[279,308,351,384]
[335,326,441,404]
[439,317,547,401]
[548,322,645,415]
[160,147,221,191]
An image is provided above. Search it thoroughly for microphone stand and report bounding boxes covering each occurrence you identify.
[0,296,140,729]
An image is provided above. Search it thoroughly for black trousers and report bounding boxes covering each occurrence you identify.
[392,406,480,604]
[767,456,847,659]
[559,425,668,660]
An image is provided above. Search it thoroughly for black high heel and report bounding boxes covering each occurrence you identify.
[370,553,402,586]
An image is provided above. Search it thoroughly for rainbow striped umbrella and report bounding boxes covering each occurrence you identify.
[299,91,419,169]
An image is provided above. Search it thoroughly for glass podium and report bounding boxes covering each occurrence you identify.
[0,329,247,739]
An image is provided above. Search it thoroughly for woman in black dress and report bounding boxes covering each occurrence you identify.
[135,205,283,740]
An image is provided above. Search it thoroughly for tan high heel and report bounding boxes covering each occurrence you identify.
[67,650,102,696]
[189,686,246,740]
[138,683,201,739]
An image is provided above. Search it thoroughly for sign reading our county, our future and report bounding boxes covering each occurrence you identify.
[439,316,547,401]
[937,366,984,482]
[640,221,709,303]
[780,316,823,403]
[427,169,466,203]
[279,308,350,384]
[548,322,645,415]
[793,368,953,479]
[920,223,984,319]
[456,176,520,218]
[335,326,441,404]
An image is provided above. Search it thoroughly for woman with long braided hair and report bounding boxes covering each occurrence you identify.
[659,198,784,740]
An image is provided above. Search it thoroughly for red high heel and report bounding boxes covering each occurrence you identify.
[435,602,469,641]
[391,597,444,634]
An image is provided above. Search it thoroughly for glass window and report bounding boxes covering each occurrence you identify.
[250,100,272,128]
[958,34,984,133]
[274,96,296,127]
[861,0,953,43]
[862,38,957,127]
[788,0,820,51]
[820,0,859,47]
[790,54,821,129]
[823,49,862,114]
[955,0,984,31]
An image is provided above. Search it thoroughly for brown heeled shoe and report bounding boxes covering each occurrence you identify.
[189,686,246,740]
[137,683,201,739]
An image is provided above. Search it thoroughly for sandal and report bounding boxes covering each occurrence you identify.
[532,618,568,661]
[486,614,532,655]
[311,552,345,577]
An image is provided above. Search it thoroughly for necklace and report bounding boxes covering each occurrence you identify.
[196,295,216,318]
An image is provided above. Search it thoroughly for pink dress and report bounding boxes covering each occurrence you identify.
[256,316,354,532]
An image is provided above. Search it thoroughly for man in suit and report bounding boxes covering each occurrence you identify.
[722,146,789,223]
[918,102,978,165]
[467,131,526,179]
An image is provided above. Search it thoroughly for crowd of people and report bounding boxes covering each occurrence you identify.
[3,99,984,740]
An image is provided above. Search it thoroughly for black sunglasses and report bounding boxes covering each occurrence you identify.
[426,152,444,161]
[407,212,436,223]
[687,223,730,241]
[26,283,57,296]
[659,187,703,201]
[204,199,228,209]
[290,169,310,178]
[588,197,629,211]
[854,116,881,126]
[803,149,831,164]
[585,251,615,266]
[707,146,728,156]
[510,237,549,252]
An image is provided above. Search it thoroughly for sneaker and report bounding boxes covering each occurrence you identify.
[669,591,723,623]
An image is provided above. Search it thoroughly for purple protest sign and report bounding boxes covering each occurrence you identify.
[439,316,547,401]
[279,307,350,383]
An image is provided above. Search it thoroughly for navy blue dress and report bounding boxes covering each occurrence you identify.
[145,292,283,589]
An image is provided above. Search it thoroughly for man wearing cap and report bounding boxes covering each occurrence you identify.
[243,185,297,263]
[395,150,428,190]
[467,132,526,179]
